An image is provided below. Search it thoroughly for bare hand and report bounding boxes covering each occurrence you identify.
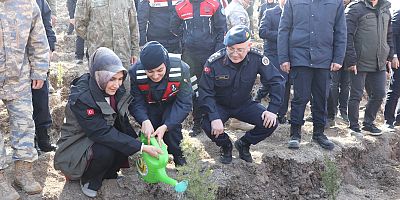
[211,119,224,138]
[152,125,167,146]
[261,110,277,128]
[330,63,342,71]
[392,57,399,69]
[32,80,44,89]
[131,56,137,65]
[142,145,163,158]
[141,120,154,145]
[349,65,357,75]
[280,62,291,73]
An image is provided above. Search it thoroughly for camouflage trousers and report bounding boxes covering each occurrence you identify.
[0,92,38,170]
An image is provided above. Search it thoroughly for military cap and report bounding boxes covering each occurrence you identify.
[140,41,168,70]
[223,25,251,46]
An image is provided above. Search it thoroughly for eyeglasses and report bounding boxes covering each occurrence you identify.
[226,47,248,55]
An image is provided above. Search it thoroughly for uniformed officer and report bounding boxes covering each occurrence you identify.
[225,0,251,30]
[129,41,193,166]
[0,0,50,198]
[198,25,285,164]
[170,0,227,136]
[138,0,182,53]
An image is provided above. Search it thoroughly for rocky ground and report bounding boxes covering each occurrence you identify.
[0,1,400,200]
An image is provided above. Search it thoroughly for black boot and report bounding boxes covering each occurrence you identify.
[288,124,301,149]
[189,121,202,137]
[312,125,334,150]
[36,128,56,152]
[234,138,253,163]
[219,142,233,164]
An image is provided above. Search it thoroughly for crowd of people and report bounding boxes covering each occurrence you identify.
[0,0,398,199]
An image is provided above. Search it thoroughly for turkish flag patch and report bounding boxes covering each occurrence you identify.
[86,108,95,116]
[204,66,211,74]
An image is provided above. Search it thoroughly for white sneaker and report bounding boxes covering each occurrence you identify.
[80,180,97,198]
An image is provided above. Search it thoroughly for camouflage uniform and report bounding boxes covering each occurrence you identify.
[75,0,140,69]
[225,0,250,30]
[47,0,57,16]
[0,0,50,170]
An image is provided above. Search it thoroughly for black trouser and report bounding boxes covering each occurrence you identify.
[202,101,277,147]
[182,48,214,125]
[32,80,52,131]
[147,103,184,159]
[348,71,386,128]
[327,69,350,119]
[82,143,127,191]
[67,23,85,60]
[290,67,330,127]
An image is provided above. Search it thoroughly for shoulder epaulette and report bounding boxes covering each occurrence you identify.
[207,49,225,63]
[249,47,263,56]
[347,1,361,8]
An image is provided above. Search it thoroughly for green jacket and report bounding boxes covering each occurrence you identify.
[75,0,140,69]
[345,0,394,71]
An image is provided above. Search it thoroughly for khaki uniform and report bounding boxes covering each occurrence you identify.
[225,1,250,30]
[0,0,50,170]
[75,0,140,69]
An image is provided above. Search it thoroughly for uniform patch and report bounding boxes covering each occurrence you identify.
[262,56,270,66]
[87,109,95,117]
[171,84,177,92]
[204,66,211,74]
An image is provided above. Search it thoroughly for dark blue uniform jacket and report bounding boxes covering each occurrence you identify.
[259,5,281,56]
[198,48,285,121]
[129,57,193,130]
[278,0,347,68]
[170,0,227,51]
[138,0,180,46]
[36,0,57,51]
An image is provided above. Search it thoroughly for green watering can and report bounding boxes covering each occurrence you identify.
[136,133,188,193]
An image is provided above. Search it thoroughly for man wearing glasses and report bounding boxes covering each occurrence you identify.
[198,25,285,164]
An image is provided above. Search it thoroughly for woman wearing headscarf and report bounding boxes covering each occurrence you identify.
[54,47,162,198]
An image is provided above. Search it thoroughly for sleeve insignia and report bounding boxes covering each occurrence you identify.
[262,56,270,66]
[204,66,211,74]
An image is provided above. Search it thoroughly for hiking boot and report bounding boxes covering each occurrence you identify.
[349,126,361,133]
[219,142,233,164]
[80,180,97,198]
[14,161,42,194]
[0,170,20,200]
[362,124,382,136]
[288,125,301,149]
[189,122,202,137]
[173,155,187,166]
[36,129,56,152]
[234,138,252,163]
[312,125,334,150]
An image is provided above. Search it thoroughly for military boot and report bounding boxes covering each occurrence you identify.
[36,128,56,152]
[234,138,253,163]
[219,142,233,164]
[14,161,42,194]
[0,170,20,200]
[312,125,334,150]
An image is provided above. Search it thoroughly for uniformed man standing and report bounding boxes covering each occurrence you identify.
[170,0,227,136]
[138,0,182,53]
[129,41,193,166]
[198,25,285,164]
[278,0,347,150]
[0,0,50,199]
[75,0,140,69]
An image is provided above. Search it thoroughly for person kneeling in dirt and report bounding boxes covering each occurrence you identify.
[54,47,162,198]
[198,25,285,164]
[129,41,193,166]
